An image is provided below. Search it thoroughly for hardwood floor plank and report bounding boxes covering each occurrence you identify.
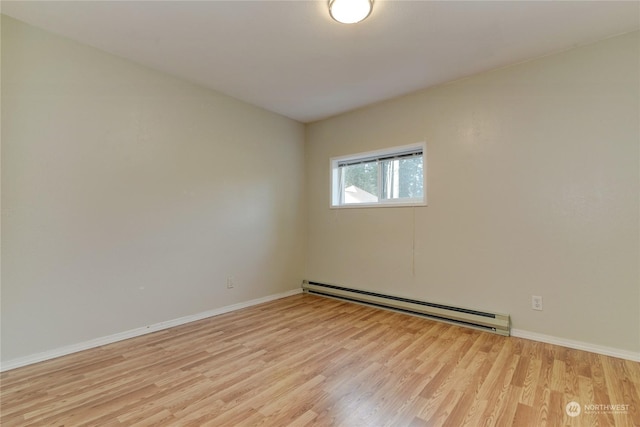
[493,385,522,426]
[511,402,534,427]
[2,294,639,426]
[286,410,318,427]
[520,357,542,406]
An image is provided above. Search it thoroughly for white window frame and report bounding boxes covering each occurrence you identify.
[330,142,427,209]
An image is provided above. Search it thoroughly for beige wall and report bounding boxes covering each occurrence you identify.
[2,13,639,364]
[1,16,306,362]
[306,32,640,353]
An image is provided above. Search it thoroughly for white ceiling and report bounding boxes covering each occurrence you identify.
[3,1,639,123]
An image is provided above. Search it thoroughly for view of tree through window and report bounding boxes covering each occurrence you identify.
[343,161,378,197]
[381,157,423,200]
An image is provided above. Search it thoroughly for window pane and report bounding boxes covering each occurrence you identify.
[381,156,423,200]
[341,161,378,204]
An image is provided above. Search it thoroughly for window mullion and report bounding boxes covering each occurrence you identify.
[377,160,383,200]
[339,167,345,205]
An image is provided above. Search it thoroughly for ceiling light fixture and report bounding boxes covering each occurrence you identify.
[329,0,373,24]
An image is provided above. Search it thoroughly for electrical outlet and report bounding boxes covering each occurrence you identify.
[532,295,543,311]
[226,277,235,289]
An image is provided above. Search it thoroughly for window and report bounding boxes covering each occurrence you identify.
[331,143,426,208]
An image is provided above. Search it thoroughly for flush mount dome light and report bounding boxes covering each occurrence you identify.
[329,0,373,24]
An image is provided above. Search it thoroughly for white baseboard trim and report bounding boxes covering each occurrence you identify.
[0,288,303,372]
[511,328,640,362]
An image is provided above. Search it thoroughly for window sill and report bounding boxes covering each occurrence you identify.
[330,201,427,209]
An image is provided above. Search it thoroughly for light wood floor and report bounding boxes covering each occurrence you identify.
[1,294,639,426]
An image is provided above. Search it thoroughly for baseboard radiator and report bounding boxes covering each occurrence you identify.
[302,281,510,336]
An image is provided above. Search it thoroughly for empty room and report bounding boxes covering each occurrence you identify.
[1,1,639,426]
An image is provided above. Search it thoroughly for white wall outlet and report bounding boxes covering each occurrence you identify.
[226,277,235,289]
[532,295,543,311]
